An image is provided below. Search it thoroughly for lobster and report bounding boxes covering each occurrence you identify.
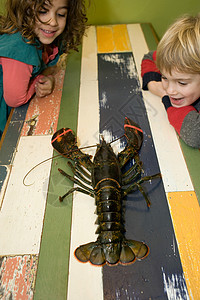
[51,117,161,266]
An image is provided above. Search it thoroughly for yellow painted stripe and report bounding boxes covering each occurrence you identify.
[167,191,200,300]
[96,25,131,53]
[112,24,132,52]
[96,26,115,53]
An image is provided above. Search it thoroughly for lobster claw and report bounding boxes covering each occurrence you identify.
[51,128,77,157]
[51,127,93,170]
[118,118,143,167]
[124,117,143,151]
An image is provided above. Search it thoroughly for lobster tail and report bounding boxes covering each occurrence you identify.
[125,239,149,259]
[74,239,149,266]
[75,242,106,265]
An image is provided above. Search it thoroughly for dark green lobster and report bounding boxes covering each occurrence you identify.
[51,117,161,266]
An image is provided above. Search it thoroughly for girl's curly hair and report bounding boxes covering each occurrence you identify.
[0,0,88,53]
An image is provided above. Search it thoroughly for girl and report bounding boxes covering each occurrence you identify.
[141,15,200,148]
[0,0,88,139]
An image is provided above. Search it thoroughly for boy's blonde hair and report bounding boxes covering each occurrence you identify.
[156,14,200,74]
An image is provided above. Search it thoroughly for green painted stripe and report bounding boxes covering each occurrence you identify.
[34,47,82,300]
[140,23,159,50]
[179,140,200,204]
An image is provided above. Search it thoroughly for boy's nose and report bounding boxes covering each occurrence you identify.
[166,83,177,95]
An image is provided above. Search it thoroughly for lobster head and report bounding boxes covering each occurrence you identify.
[94,138,116,162]
[124,117,143,151]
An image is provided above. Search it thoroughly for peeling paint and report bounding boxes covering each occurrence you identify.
[101,53,137,79]
[0,255,38,300]
[99,91,109,108]
[161,267,189,300]
[101,128,125,155]
[26,115,38,136]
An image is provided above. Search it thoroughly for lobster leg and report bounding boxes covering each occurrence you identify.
[122,159,141,178]
[122,170,140,186]
[74,164,91,180]
[58,168,93,194]
[67,161,92,185]
[122,173,161,207]
[59,187,94,202]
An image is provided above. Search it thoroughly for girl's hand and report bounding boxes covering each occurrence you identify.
[35,75,55,98]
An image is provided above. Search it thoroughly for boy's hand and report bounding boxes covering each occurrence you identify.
[147,81,167,98]
[35,75,55,98]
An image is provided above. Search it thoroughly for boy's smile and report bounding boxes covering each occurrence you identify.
[161,70,200,108]
[34,0,68,45]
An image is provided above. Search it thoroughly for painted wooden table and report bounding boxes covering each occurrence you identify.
[0,24,200,300]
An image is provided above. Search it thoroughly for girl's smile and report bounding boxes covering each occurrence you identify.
[40,28,57,37]
[34,0,68,45]
[161,70,200,108]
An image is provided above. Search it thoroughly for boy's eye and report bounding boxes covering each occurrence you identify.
[161,76,167,81]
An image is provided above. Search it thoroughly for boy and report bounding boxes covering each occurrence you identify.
[141,14,200,148]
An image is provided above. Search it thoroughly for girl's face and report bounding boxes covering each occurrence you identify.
[161,69,200,108]
[34,0,68,45]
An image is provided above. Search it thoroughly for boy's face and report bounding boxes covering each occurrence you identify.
[161,69,200,108]
[34,0,68,45]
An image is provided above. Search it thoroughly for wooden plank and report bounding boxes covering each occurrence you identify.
[168,191,200,299]
[67,26,103,300]
[80,26,98,82]
[0,135,53,255]
[33,49,82,300]
[98,50,188,299]
[21,69,65,136]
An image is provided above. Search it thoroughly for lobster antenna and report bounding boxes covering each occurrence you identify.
[109,134,125,145]
[23,154,61,186]
[23,143,98,186]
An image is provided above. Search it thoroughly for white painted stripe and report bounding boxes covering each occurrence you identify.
[67,26,103,300]
[0,135,53,255]
[80,26,98,83]
[127,24,193,193]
